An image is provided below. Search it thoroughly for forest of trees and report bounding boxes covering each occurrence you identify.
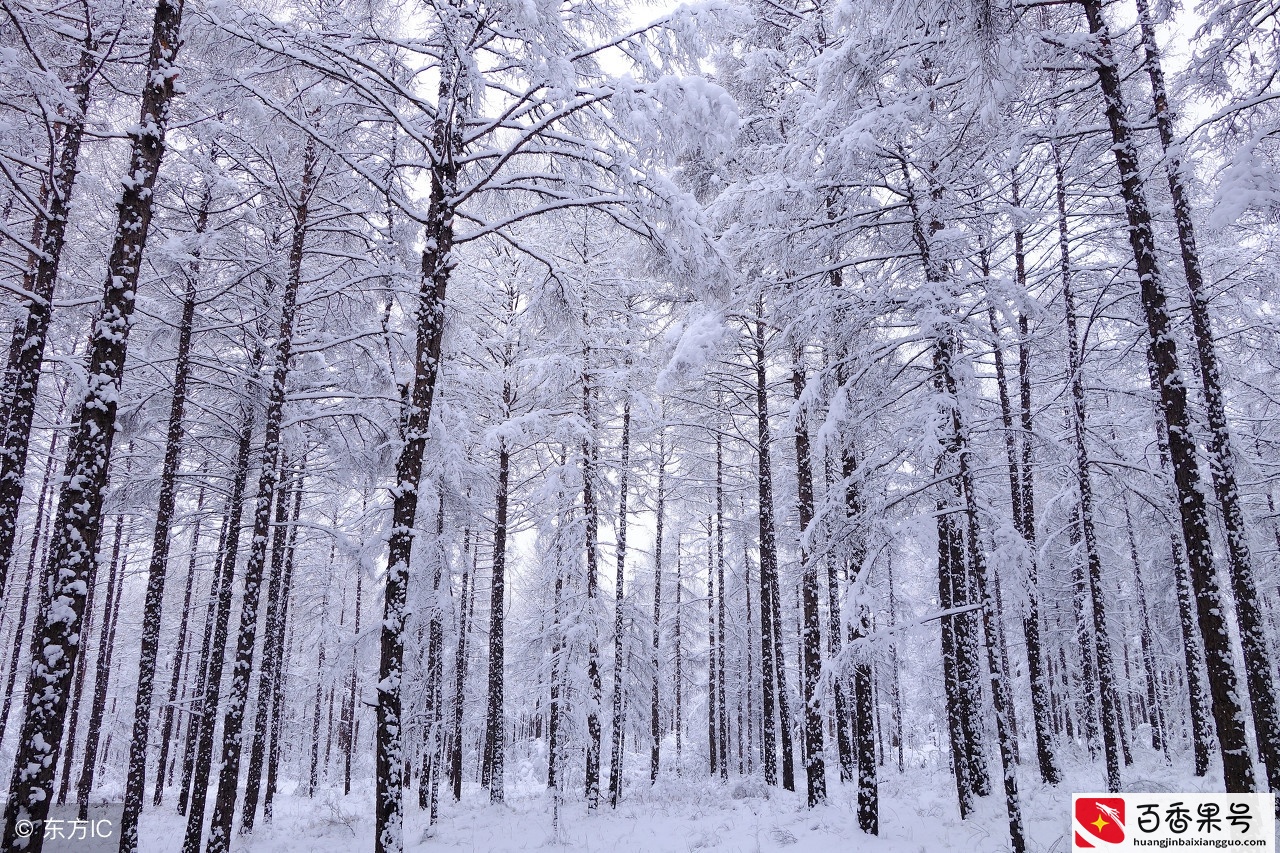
[0,0,1278,850]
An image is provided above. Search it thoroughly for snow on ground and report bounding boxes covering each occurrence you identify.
[130,746,1278,852]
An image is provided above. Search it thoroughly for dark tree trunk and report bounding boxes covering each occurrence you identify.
[609,398,631,806]
[1076,0,1257,793]
[75,510,128,820]
[485,439,510,804]
[1123,498,1166,754]
[0,428,58,747]
[985,225,1060,785]
[790,352,826,806]
[342,507,360,799]
[651,425,665,783]
[241,458,294,832]
[1,0,185,842]
[206,143,316,853]
[1147,362,1214,774]
[582,352,603,812]
[376,83,457,853]
[181,411,255,853]
[0,38,97,596]
[674,550,683,760]
[754,302,794,791]
[1133,0,1280,791]
[119,190,208,852]
[1057,160,1123,791]
[264,470,304,823]
[449,528,470,801]
[708,520,718,777]
[153,483,206,807]
[715,449,729,781]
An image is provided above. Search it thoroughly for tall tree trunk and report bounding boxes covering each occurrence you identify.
[1076,0,1257,793]
[240,458,294,833]
[674,549,683,761]
[825,459,854,784]
[154,483,207,806]
[264,466,305,822]
[1133,0,1280,791]
[716,446,729,781]
[449,527,470,800]
[905,169,988,811]
[790,351,826,806]
[651,424,665,783]
[1,0,185,842]
[986,222,1060,785]
[181,411,255,853]
[936,329,1026,853]
[842,444,877,832]
[1123,498,1166,754]
[707,519,718,777]
[609,397,631,806]
[376,78,457,853]
[0,428,58,746]
[754,300,793,791]
[0,37,97,595]
[119,190,208,852]
[1147,362,1214,774]
[75,509,128,820]
[1056,157,1123,791]
[485,439,510,804]
[582,351,603,811]
[206,143,316,853]
[421,498,446,823]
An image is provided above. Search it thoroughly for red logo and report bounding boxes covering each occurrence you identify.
[1074,797,1126,847]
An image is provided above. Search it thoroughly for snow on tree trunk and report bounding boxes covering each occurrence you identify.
[376,71,457,849]
[608,396,630,806]
[1132,0,1280,794]
[0,39,96,598]
[1076,0,1258,793]
[582,348,603,813]
[181,410,255,851]
[650,422,665,783]
[0,0,184,839]
[485,440,510,804]
[790,351,826,807]
[153,482,207,808]
[118,186,208,853]
[205,141,315,853]
[1058,177,1123,792]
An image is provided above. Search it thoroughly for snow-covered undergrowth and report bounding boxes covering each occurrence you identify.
[128,748,1264,852]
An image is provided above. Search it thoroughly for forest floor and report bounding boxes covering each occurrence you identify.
[123,744,1256,852]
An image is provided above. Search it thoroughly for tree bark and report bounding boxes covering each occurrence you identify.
[1,0,185,841]
[790,352,826,806]
[264,467,305,822]
[1057,155,1123,791]
[485,439,510,804]
[376,76,457,852]
[0,428,58,747]
[75,510,128,820]
[119,188,209,852]
[608,397,631,805]
[206,142,316,853]
[1076,0,1256,792]
[582,349,603,811]
[1132,0,1280,791]
[0,36,98,596]
[153,482,207,806]
[651,424,665,782]
[240,458,293,832]
[181,411,255,853]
